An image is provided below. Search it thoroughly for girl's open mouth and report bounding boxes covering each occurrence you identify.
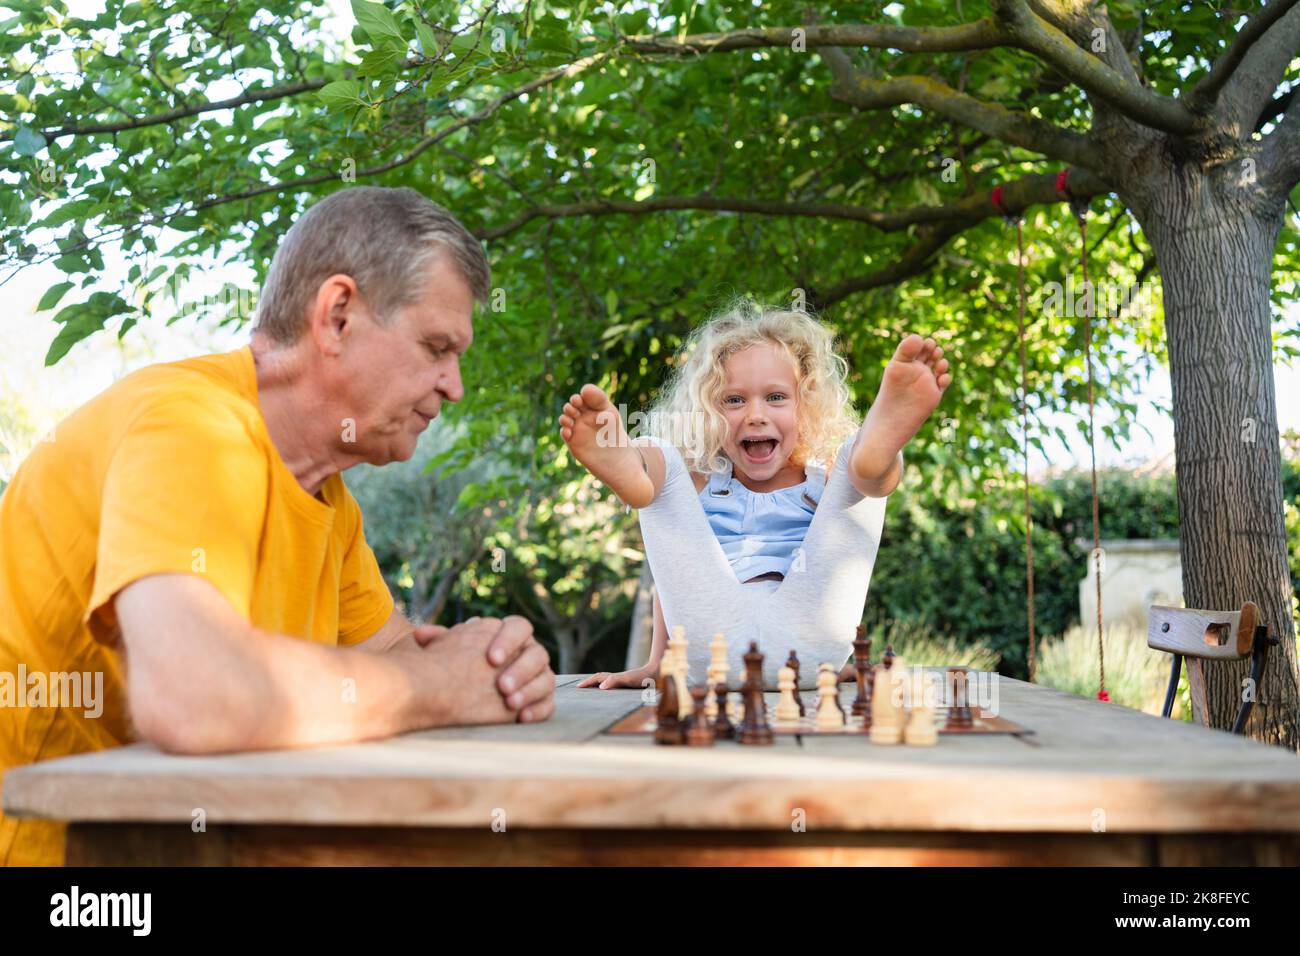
[740,437,779,463]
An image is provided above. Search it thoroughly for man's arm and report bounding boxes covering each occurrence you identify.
[352,608,556,715]
[353,608,423,653]
[114,574,545,754]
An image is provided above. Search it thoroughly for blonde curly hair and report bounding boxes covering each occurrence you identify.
[647,299,860,475]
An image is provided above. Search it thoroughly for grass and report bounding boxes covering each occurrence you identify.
[1036,621,1188,719]
[864,616,1001,672]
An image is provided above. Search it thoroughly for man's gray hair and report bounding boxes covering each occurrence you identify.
[254,186,491,343]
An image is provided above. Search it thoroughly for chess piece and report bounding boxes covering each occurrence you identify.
[726,687,742,724]
[668,626,691,719]
[904,672,938,746]
[774,666,801,724]
[786,650,804,717]
[653,661,684,745]
[945,666,974,729]
[820,662,846,720]
[738,642,774,745]
[851,627,873,717]
[686,685,715,746]
[713,683,736,740]
[705,633,729,720]
[710,633,729,679]
[870,654,903,745]
[815,664,845,730]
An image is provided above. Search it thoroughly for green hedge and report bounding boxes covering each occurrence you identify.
[868,461,1300,680]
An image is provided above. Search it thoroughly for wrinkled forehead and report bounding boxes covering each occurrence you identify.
[403,264,475,349]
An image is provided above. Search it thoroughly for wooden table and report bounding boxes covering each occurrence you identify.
[6,674,1300,865]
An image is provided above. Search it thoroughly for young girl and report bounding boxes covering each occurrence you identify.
[560,302,950,689]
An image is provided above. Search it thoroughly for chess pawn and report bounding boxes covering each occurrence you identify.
[869,659,903,745]
[704,670,719,721]
[785,650,804,716]
[686,685,715,746]
[653,662,684,745]
[713,683,736,740]
[904,699,938,746]
[820,662,846,719]
[773,666,801,724]
[815,665,845,730]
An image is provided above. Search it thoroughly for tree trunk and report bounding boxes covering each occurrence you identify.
[1133,166,1300,749]
[554,626,578,675]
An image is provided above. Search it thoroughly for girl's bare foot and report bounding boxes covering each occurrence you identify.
[558,384,657,508]
[851,334,952,483]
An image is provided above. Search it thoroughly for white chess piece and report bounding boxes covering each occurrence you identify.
[774,666,800,723]
[904,701,938,745]
[904,668,939,745]
[669,626,691,719]
[705,633,727,720]
[815,665,845,729]
[870,666,903,744]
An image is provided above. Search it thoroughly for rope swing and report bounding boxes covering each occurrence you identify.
[993,169,1107,700]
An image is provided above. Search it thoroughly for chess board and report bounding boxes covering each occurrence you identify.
[606,704,1031,737]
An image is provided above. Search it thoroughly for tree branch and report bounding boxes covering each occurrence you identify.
[1262,91,1300,191]
[477,194,969,242]
[991,0,1198,135]
[622,20,1011,56]
[624,9,1190,138]
[816,223,967,309]
[180,56,603,214]
[1190,0,1300,112]
[1257,88,1297,133]
[820,46,1099,170]
[1208,3,1300,134]
[475,167,1111,243]
[0,78,327,144]
[811,166,1112,308]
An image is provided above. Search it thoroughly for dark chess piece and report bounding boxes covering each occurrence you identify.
[786,650,804,717]
[738,641,774,745]
[654,663,685,745]
[686,685,715,746]
[946,666,974,729]
[713,683,736,740]
[851,626,873,718]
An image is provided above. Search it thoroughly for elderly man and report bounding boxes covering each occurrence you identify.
[0,187,556,866]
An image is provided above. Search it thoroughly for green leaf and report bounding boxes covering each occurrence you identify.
[52,252,88,273]
[351,0,404,42]
[318,79,364,111]
[13,124,44,156]
[414,20,437,57]
[36,280,72,312]
[357,42,405,77]
[16,73,33,97]
[45,292,131,365]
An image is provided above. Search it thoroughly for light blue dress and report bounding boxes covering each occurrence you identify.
[698,455,828,582]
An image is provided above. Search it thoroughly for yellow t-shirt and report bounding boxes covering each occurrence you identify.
[0,347,394,865]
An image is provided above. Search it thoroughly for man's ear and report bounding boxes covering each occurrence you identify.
[308,274,359,357]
